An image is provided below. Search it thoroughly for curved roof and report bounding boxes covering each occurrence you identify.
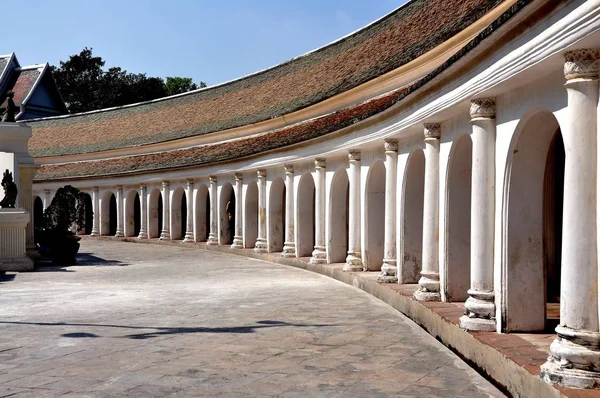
[27,0,508,159]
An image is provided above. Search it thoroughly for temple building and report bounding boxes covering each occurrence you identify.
[0,53,67,120]
[18,0,600,394]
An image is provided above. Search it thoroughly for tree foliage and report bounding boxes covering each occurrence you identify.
[51,48,205,113]
[41,185,87,233]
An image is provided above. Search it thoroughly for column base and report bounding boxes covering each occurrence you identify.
[541,326,600,389]
[413,290,441,302]
[115,231,124,238]
[414,272,440,301]
[231,236,244,249]
[183,232,195,243]
[460,290,495,331]
[459,315,496,332]
[282,242,296,258]
[137,232,148,240]
[254,238,268,253]
[378,259,397,283]
[90,231,99,237]
[310,246,327,264]
[344,252,363,272]
[206,233,218,246]
[159,230,171,241]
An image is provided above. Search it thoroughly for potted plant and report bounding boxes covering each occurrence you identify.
[35,185,87,265]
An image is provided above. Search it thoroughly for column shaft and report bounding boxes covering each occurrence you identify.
[91,187,99,236]
[345,151,363,271]
[207,176,218,245]
[379,139,399,282]
[415,124,441,301]
[311,158,327,264]
[232,174,244,248]
[138,184,148,239]
[115,185,124,237]
[160,181,170,240]
[460,98,496,331]
[282,165,296,257]
[183,179,195,242]
[254,170,268,252]
[542,49,600,389]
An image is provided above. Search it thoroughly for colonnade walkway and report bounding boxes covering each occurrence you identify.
[0,240,502,397]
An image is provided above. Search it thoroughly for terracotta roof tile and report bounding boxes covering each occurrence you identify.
[28,0,508,158]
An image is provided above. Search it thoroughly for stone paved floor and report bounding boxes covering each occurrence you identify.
[0,241,504,397]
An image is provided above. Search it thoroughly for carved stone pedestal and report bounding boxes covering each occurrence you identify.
[0,209,34,271]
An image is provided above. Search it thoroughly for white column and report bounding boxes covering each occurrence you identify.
[159,181,170,240]
[311,158,327,264]
[379,139,399,283]
[43,189,51,210]
[345,150,363,271]
[254,169,268,253]
[137,184,148,239]
[183,179,195,243]
[231,173,244,249]
[115,185,124,238]
[414,124,441,301]
[90,187,99,236]
[541,49,600,389]
[207,176,218,245]
[460,98,496,331]
[282,165,296,257]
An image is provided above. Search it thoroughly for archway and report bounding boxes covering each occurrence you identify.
[148,188,162,239]
[365,160,386,270]
[328,169,349,263]
[79,192,93,235]
[268,178,285,252]
[100,191,116,236]
[244,182,259,249]
[125,190,141,237]
[503,110,563,332]
[400,150,425,283]
[33,196,43,232]
[170,187,185,240]
[109,193,117,236]
[194,184,209,242]
[219,183,235,245]
[296,173,315,257]
[445,135,472,302]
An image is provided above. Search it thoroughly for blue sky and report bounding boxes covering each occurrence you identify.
[5,1,404,86]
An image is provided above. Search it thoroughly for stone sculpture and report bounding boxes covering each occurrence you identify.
[1,91,17,122]
[0,169,18,208]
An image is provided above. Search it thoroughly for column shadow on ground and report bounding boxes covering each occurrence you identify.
[35,252,128,272]
[0,320,336,340]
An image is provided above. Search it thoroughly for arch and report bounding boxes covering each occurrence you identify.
[170,187,186,240]
[400,150,425,283]
[219,183,235,245]
[194,184,209,242]
[364,160,386,270]
[503,110,563,332]
[124,190,141,237]
[80,192,93,235]
[328,169,349,263]
[100,191,117,236]
[244,182,259,249]
[148,188,162,239]
[444,134,472,302]
[268,177,286,252]
[296,173,315,257]
[33,196,43,233]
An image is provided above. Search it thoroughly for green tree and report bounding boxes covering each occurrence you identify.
[51,48,205,113]
[165,77,207,96]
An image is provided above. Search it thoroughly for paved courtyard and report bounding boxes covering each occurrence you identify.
[0,240,503,397]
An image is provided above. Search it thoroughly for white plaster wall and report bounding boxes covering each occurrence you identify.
[267,177,285,253]
[243,181,258,249]
[326,158,349,264]
[218,183,234,245]
[169,186,185,241]
[123,188,139,238]
[364,160,386,271]
[193,184,209,242]
[99,190,114,236]
[295,172,315,258]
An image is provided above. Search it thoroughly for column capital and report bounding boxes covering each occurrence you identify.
[139,183,147,190]
[186,178,194,186]
[162,180,170,188]
[470,98,496,119]
[209,175,217,184]
[348,150,361,161]
[315,158,326,169]
[284,164,294,174]
[45,188,53,194]
[116,185,123,192]
[234,172,243,181]
[423,123,441,140]
[564,49,600,80]
[257,169,267,178]
[384,138,398,152]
